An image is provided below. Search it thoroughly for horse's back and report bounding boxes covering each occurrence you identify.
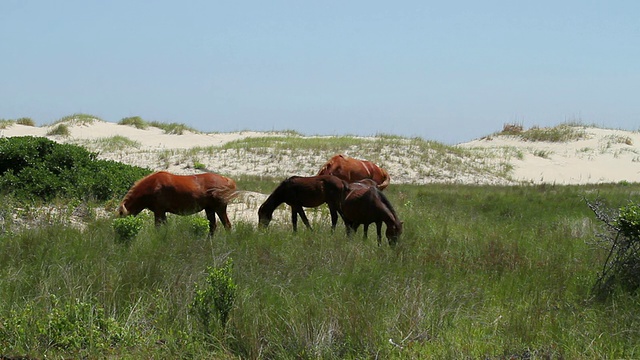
[343,185,394,223]
[318,154,389,190]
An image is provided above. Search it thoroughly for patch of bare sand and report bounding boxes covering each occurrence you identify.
[458,127,640,184]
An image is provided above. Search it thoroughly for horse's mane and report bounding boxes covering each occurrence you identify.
[121,171,159,202]
[317,154,347,176]
[375,188,399,222]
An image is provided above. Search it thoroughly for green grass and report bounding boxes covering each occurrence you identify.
[1,183,640,358]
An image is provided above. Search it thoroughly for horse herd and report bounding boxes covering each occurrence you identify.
[117,154,403,245]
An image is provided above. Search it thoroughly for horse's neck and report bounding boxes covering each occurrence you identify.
[262,194,283,213]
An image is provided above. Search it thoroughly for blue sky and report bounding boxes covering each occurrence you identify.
[1,1,638,144]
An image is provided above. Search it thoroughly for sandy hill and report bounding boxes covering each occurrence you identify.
[2,120,639,185]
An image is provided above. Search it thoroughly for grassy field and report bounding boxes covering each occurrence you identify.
[1,180,640,359]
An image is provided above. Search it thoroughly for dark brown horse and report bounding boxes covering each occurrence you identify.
[118,171,237,236]
[317,154,390,190]
[258,175,346,231]
[341,180,403,245]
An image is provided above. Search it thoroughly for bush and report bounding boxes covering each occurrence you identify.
[191,259,237,333]
[191,216,210,237]
[587,199,640,299]
[112,216,144,243]
[0,137,150,201]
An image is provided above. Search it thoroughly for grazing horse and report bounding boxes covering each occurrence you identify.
[258,175,346,231]
[118,171,237,236]
[317,154,390,190]
[341,180,403,245]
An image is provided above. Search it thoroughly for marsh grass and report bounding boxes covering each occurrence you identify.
[85,135,142,152]
[0,119,14,129]
[498,124,588,142]
[2,183,640,358]
[119,116,148,129]
[54,113,102,125]
[148,121,199,135]
[46,123,71,137]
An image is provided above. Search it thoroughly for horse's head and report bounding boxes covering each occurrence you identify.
[257,204,272,228]
[386,220,404,246]
[117,202,130,217]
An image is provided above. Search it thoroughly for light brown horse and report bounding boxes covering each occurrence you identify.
[317,154,390,190]
[341,180,403,246]
[118,171,237,236]
[258,175,346,231]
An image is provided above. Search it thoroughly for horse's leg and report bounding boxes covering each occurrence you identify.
[376,221,383,246]
[290,207,298,231]
[205,209,218,236]
[215,205,232,231]
[362,223,369,239]
[329,206,339,231]
[154,211,167,227]
[294,206,312,230]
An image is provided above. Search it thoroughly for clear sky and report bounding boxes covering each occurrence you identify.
[1,1,638,144]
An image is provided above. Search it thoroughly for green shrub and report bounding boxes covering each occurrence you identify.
[618,203,640,239]
[0,137,150,201]
[112,216,144,243]
[191,216,210,237]
[191,259,237,332]
[588,199,640,298]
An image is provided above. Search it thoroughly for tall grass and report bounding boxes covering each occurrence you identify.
[1,183,640,358]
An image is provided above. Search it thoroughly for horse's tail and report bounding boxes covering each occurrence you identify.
[209,185,240,203]
[377,167,391,190]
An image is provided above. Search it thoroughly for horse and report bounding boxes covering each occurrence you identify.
[258,175,346,231]
[117,171,237,236]
[340,180,403,246]
[317,154,390,190]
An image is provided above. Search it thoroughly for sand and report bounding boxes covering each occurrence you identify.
[3,120,639,227]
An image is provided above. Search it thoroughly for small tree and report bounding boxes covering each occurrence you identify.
[191,258,237,333]
[586,198,640,299]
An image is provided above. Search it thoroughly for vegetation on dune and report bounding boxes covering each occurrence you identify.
[53,113,103,126]
[498,122,589,142]
[118,116,149,129]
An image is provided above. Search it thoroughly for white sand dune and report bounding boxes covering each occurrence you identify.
[3,120,638,226]
[3,120,639,185]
